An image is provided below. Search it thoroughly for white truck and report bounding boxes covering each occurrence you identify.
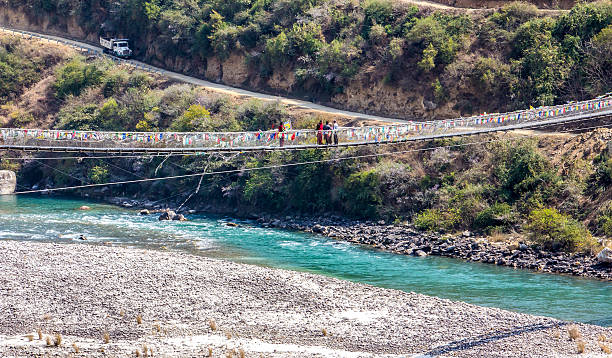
[100,37,132,58]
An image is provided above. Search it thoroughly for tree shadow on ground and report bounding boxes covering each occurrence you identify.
[421,321,569,356]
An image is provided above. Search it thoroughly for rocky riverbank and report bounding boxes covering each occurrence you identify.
[1,240,612,357]
[252,215,612,282]
[104,194,612,281]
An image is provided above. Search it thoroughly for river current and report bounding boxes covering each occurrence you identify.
[0,195,610,326]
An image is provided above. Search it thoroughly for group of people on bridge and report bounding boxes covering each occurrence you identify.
[276,120,339,147]
[315,120,339,146]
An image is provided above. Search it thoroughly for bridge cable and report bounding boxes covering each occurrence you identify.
[2,117,610,162]
[6,126,606,196]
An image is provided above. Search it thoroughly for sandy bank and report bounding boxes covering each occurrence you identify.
[0,241,610,357]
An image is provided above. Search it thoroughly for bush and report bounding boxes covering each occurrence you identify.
[210,24,239,60]
[171,104,211,131]
[597,205,612,237]
[474,203,513,233]
[497,142,558,202]
[55,103,101,130]
[489,2,539,31]
[316,38,362,79]
[0,46,39,101]
[414,208,460,232]
[524,208,596,253]
[263,31,291,67]
[54,58,105,99]
[89,165,110,184]
[236,99,285,131]
[288,22,324,56]
[340,169,382,218]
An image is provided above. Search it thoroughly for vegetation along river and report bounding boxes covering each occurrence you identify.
[1,195,610,326]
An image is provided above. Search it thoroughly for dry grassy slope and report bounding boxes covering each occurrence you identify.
[0,34,369,130]
[539,128,612,222]
[0,38,75,128]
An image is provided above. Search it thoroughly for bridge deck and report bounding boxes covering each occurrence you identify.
[1,107,610,154]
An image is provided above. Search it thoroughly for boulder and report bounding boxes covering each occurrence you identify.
[159,210,177,221]
[596,247,612,264]
[0,170,16,195]
[172,214,187,221]
[312,224,324,233]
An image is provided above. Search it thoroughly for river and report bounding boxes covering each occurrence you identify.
[0,195,610,326]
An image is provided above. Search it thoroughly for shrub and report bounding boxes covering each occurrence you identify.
[171,104,212,131]
[387,37,404,61]
[0,46,39,101]
[89,165,110,184]
[414,208,460,232]
[474,203,513,233]
[54,58,105,99]
[242,166,284,210]
[363,0,394,34]
[489,2,539,31]
[102,71,128,97]
[340,169,382,218]
[418,43,437,71]
[316,38,362,79]
[596,204,612,237]
[263,31,291,67]
[497,142,558,202]
[288,22,324,56]
[210,24,239,60]
[236,100,285,131]
[55,103,101,130]
[524,208,596,253]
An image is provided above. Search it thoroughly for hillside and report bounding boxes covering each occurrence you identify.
[0,1,610,119]
[1,6,612,257]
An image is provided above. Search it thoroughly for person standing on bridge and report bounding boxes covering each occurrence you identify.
[278,121,285,147]
[323,121,331,145]
[333,120,339,145]
[316,121,323,145]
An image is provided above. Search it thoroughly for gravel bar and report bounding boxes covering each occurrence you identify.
[0,240,610,357]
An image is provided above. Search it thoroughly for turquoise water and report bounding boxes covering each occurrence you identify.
[1,196,610,326]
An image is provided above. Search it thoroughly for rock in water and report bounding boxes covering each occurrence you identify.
[159,210,176,221]
[139,209,150,215]
[596,247,612,263]
[172,214,187,221]
[0,170,16,195]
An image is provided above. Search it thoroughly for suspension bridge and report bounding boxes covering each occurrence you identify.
[0,95,610,154]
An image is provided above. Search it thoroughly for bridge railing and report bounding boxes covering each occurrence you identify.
[1,95,610,150]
